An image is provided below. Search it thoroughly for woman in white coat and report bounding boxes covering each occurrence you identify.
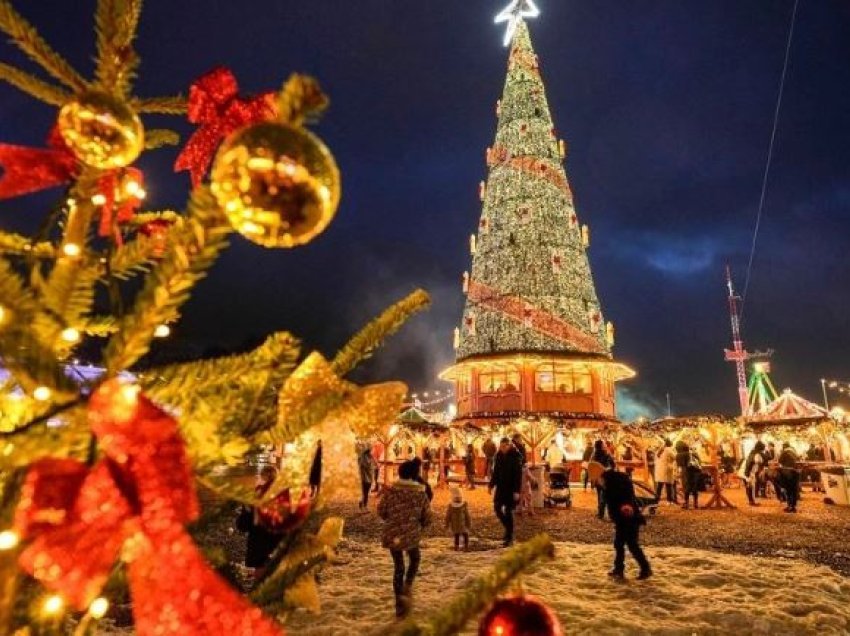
[654,439,677,503]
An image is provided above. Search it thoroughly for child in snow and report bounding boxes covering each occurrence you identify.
[518,463,537,516]
[377,460,432,618]
[445,487,472,550]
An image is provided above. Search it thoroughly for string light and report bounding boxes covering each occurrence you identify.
[153,324,171,338]
[42,594,64,616]
[88,597,109,619]
[91,193,107,206]
[0,529,19,550]
[60,327,80,343]
[33,386,52,402]
[0,305,6,325]
[62,243,81,258]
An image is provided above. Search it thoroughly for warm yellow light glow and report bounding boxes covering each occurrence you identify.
[60,327,80,343]
[42,594,64,616]
[91,193,107,206]
[0,305,6,325]
[153,324,170,338]
[124,179,142,197]
[0,530,19,550]
[33,386,52,402]
[88,597,109,619]
[62,243,82,258]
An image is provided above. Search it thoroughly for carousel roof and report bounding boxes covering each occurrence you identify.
[753,389,827,421]
[396,407,447,432]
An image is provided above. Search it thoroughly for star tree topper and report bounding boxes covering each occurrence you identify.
[494,0,541,47]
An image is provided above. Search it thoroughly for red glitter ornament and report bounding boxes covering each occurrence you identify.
[479,595,562,636]
[13,380,283,636]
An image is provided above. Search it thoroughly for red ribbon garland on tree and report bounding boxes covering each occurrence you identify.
[13,380,283,635]
[0,127,78,199]
[174,67,277,187]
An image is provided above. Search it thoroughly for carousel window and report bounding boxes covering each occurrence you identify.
[535,365,592,395]
[479,370,521,393]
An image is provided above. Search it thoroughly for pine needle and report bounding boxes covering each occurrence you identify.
[133,95,187,114]
[332,288,430,377]
[145,129,181,149]
[0,1,86,91]
[0,62,69,106]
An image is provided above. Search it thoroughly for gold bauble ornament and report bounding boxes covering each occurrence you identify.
[57,91,144,169]
[210,122,340,248]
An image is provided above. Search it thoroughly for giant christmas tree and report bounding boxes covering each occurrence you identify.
[442,7,634,434]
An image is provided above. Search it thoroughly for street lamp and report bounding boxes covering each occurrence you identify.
[820,378,830,411]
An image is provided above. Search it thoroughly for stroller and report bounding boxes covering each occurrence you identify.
[543,467,572,508]
[632,479,659,516]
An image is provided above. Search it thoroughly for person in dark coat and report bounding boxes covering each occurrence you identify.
[236,465,283,582]
[582,441,594,490]
[598,467,652,580]
[778,442,800,513]
[742,441,766,506]
[309,439,322,498]
[482,437,497,479]
[410,456,434,501]
[591,440,615,519]
[675,441,702,510]
[511,433,527,465]
[464,443,477,489]
[489,437,523,546]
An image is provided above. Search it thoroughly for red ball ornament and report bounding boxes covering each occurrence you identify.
[479,595,562,636]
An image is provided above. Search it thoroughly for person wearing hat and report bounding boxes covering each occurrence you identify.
[489,437,523,546]
[597,466,652,581]
[445,486,472,550]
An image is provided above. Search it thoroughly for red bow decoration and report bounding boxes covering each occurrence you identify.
[174,67,276,186]
[0,128,78,199]
[14,380,283,636]
[96,168,145,241]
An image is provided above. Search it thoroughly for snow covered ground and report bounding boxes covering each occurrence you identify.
[285,538,850,635]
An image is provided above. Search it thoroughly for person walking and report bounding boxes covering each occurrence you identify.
[410,457,433,501]
[483,437,497,480]
[597,466,652,581]
[741,441,766,506]
[358,446,378,509]
[518,462,537,517]
[590,440,615,519]
[581,441,594,490]
[377,460,432,618]
[544,439,565,471]
[309,439,322,498]
[371,439,385,493]
[778,442,800,513]
[676,441,702,510]
[489,437,523,546]
[445,486,472,551]
[464,443,477,489]
[653,439,677,504]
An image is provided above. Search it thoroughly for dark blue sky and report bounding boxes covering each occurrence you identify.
[1,1,848,417]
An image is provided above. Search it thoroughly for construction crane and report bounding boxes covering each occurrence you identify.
[724,266,772,416]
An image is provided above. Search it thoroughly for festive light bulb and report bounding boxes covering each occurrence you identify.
[88,597,109,619]
[42,594,64,616]
[124,179,142,197]
[0,305,6,325]
[91,193,107,206]
[33,386,52,402]
[153,324,171,338]
[0,529,19,550]
[60,327,80,343]
[62,243,82,258]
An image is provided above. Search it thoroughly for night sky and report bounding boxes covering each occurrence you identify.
[1,1,848,418]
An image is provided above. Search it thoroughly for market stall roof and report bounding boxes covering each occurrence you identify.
[396,407,448,433]
[748,389,828,424]
[450,410,621,431]
[628,415,734,435]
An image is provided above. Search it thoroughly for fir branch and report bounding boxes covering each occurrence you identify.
[81,315,118,337]
[144,129,181,149]
[393,534,555,636]
[104,236,158,281]
[0,327,78,399]
[0,1,86,91]
[128,210,182,227]
[0,257,42,321]
[0,62,69,106]
[331,288,430,377]
[0,231,54,259]
[103,187,231,375]
[41,262,100,351]
[133,95,187,114]
[94,0,142,95]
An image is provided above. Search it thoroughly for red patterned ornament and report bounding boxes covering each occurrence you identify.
[479,595,562,636]
[13,380,283,636]
[174,67,277,186]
